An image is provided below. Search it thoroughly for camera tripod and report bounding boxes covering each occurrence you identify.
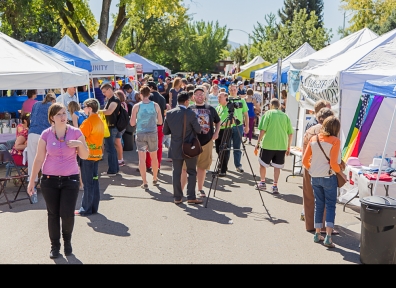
[204,109,265,208]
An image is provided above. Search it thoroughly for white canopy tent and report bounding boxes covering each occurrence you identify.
[124,52,170,74]
[0,32,89,90]
[298,28,396,163]
[254,42,316,83]
[286,28,378,148]
[88,39,143,77]
[54,35,127,77]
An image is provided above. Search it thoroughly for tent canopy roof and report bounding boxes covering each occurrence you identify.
[25,40,92,72]
[363,75,396,97]
[88,39,143,74]
[54,35,127,76]
[0,32,89,89]
[255,42,316,83]
[240,55,266,71]
[290,28,378,70]
[124,52,170,74]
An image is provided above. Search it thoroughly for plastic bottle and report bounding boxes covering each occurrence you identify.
[254,146,259,156]
[31,188,38,204]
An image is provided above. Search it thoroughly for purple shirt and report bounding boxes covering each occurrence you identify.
[22,99,38,113]
[40,125,83,176]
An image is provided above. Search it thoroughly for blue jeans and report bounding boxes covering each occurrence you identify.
[311,175,337,229]
[232,125,243,168]
[105,127,119,174]
[78,159,100,216]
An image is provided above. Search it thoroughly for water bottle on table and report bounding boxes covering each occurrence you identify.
[31,188,38,204]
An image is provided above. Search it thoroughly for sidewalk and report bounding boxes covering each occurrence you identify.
[0,142,362,264]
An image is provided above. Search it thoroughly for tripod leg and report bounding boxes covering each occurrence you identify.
[232,116,266,207]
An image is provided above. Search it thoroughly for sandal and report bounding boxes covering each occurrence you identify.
[313,232,324,243]
[198,190,206,197]
[324,235,336,248]
[153,179,159,186]
[141,183,148,189]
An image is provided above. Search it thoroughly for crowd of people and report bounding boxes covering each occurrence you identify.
[14,71,344,259]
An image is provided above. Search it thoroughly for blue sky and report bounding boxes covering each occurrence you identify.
[89,0,345,45]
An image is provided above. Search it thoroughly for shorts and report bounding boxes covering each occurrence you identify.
[116,129,126,139]
[183,141,213,170]
[258,148,286,169]
[136,132,158,153]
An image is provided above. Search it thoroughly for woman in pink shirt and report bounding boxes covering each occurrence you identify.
[21,89,38,114]
[27,103,89,259]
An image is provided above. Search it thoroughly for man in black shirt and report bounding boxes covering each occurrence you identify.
[181,85,221,197]
[144,81,167,172]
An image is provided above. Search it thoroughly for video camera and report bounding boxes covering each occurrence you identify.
[226,97,243,112]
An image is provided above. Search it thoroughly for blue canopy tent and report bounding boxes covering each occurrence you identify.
[25,40,92,103]
[362,75,396,97]
[272,66,290,83]
[123,52,170,74]
[25,41,92,72]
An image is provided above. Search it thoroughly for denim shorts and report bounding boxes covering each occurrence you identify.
[136,132,158,152]
[116,129,126,139]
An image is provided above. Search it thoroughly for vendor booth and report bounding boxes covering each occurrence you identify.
[287,28,378,148]
[299,27,396,155]
[340,75,396,207]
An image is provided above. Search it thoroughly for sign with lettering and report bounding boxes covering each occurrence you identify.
[299,73,339,107]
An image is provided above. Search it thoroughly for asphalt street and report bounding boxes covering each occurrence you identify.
[0,138,362,264]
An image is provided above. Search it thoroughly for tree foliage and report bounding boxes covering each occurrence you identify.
[0,0,62,45]
[340,0,396,36]
[114,2,189,71]
[177,21,229,73]
[252,9,331,63]
[278,0,324,27]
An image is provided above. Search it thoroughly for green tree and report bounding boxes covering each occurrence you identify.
[230,45,248,67]
[177,21,229,73]
[0,0,62,45]
[253,9,331,63]
[278,0,324,27]
[114,3,189,72]
[369,10,396,35]
[340,0,396,36]
[251,13,278,45]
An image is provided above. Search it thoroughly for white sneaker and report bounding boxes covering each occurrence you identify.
[236,166,244,173]
[101,172,117,177]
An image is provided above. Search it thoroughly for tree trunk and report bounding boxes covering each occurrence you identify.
[98,0,112,43]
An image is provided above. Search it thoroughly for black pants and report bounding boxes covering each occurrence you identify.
[215,128,231,174]
[40,174,80,246]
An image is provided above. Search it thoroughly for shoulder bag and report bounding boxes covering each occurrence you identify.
[182,112,202,159]
[316,135,347,188]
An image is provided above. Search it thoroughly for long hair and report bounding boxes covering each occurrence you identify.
[43,92,56,104]
[320,116,340,137]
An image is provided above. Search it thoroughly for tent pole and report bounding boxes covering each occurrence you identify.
[76,89,79,104]
[88,78,91,99]
[373,100,395,195]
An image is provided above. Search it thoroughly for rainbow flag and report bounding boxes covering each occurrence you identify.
[342,95,383,161]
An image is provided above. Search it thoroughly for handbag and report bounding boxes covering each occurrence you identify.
[99,112,110,138]
[316,135,347,188]
[182,112,202,159]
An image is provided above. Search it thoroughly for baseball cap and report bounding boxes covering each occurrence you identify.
[237,81,243,86]
[212,79,219,85]
[147,81,157,89]
[194,85,205,93]
[158,75,163,79]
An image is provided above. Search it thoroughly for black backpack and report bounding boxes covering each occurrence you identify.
[116,104,129,132]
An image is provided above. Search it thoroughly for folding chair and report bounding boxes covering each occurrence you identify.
[0,146,31,209]
[0,143,28,178]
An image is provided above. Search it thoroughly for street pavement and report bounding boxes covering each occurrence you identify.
[0,138,362,264]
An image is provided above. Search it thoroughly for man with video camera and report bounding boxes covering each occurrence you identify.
[228,83,249,173]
